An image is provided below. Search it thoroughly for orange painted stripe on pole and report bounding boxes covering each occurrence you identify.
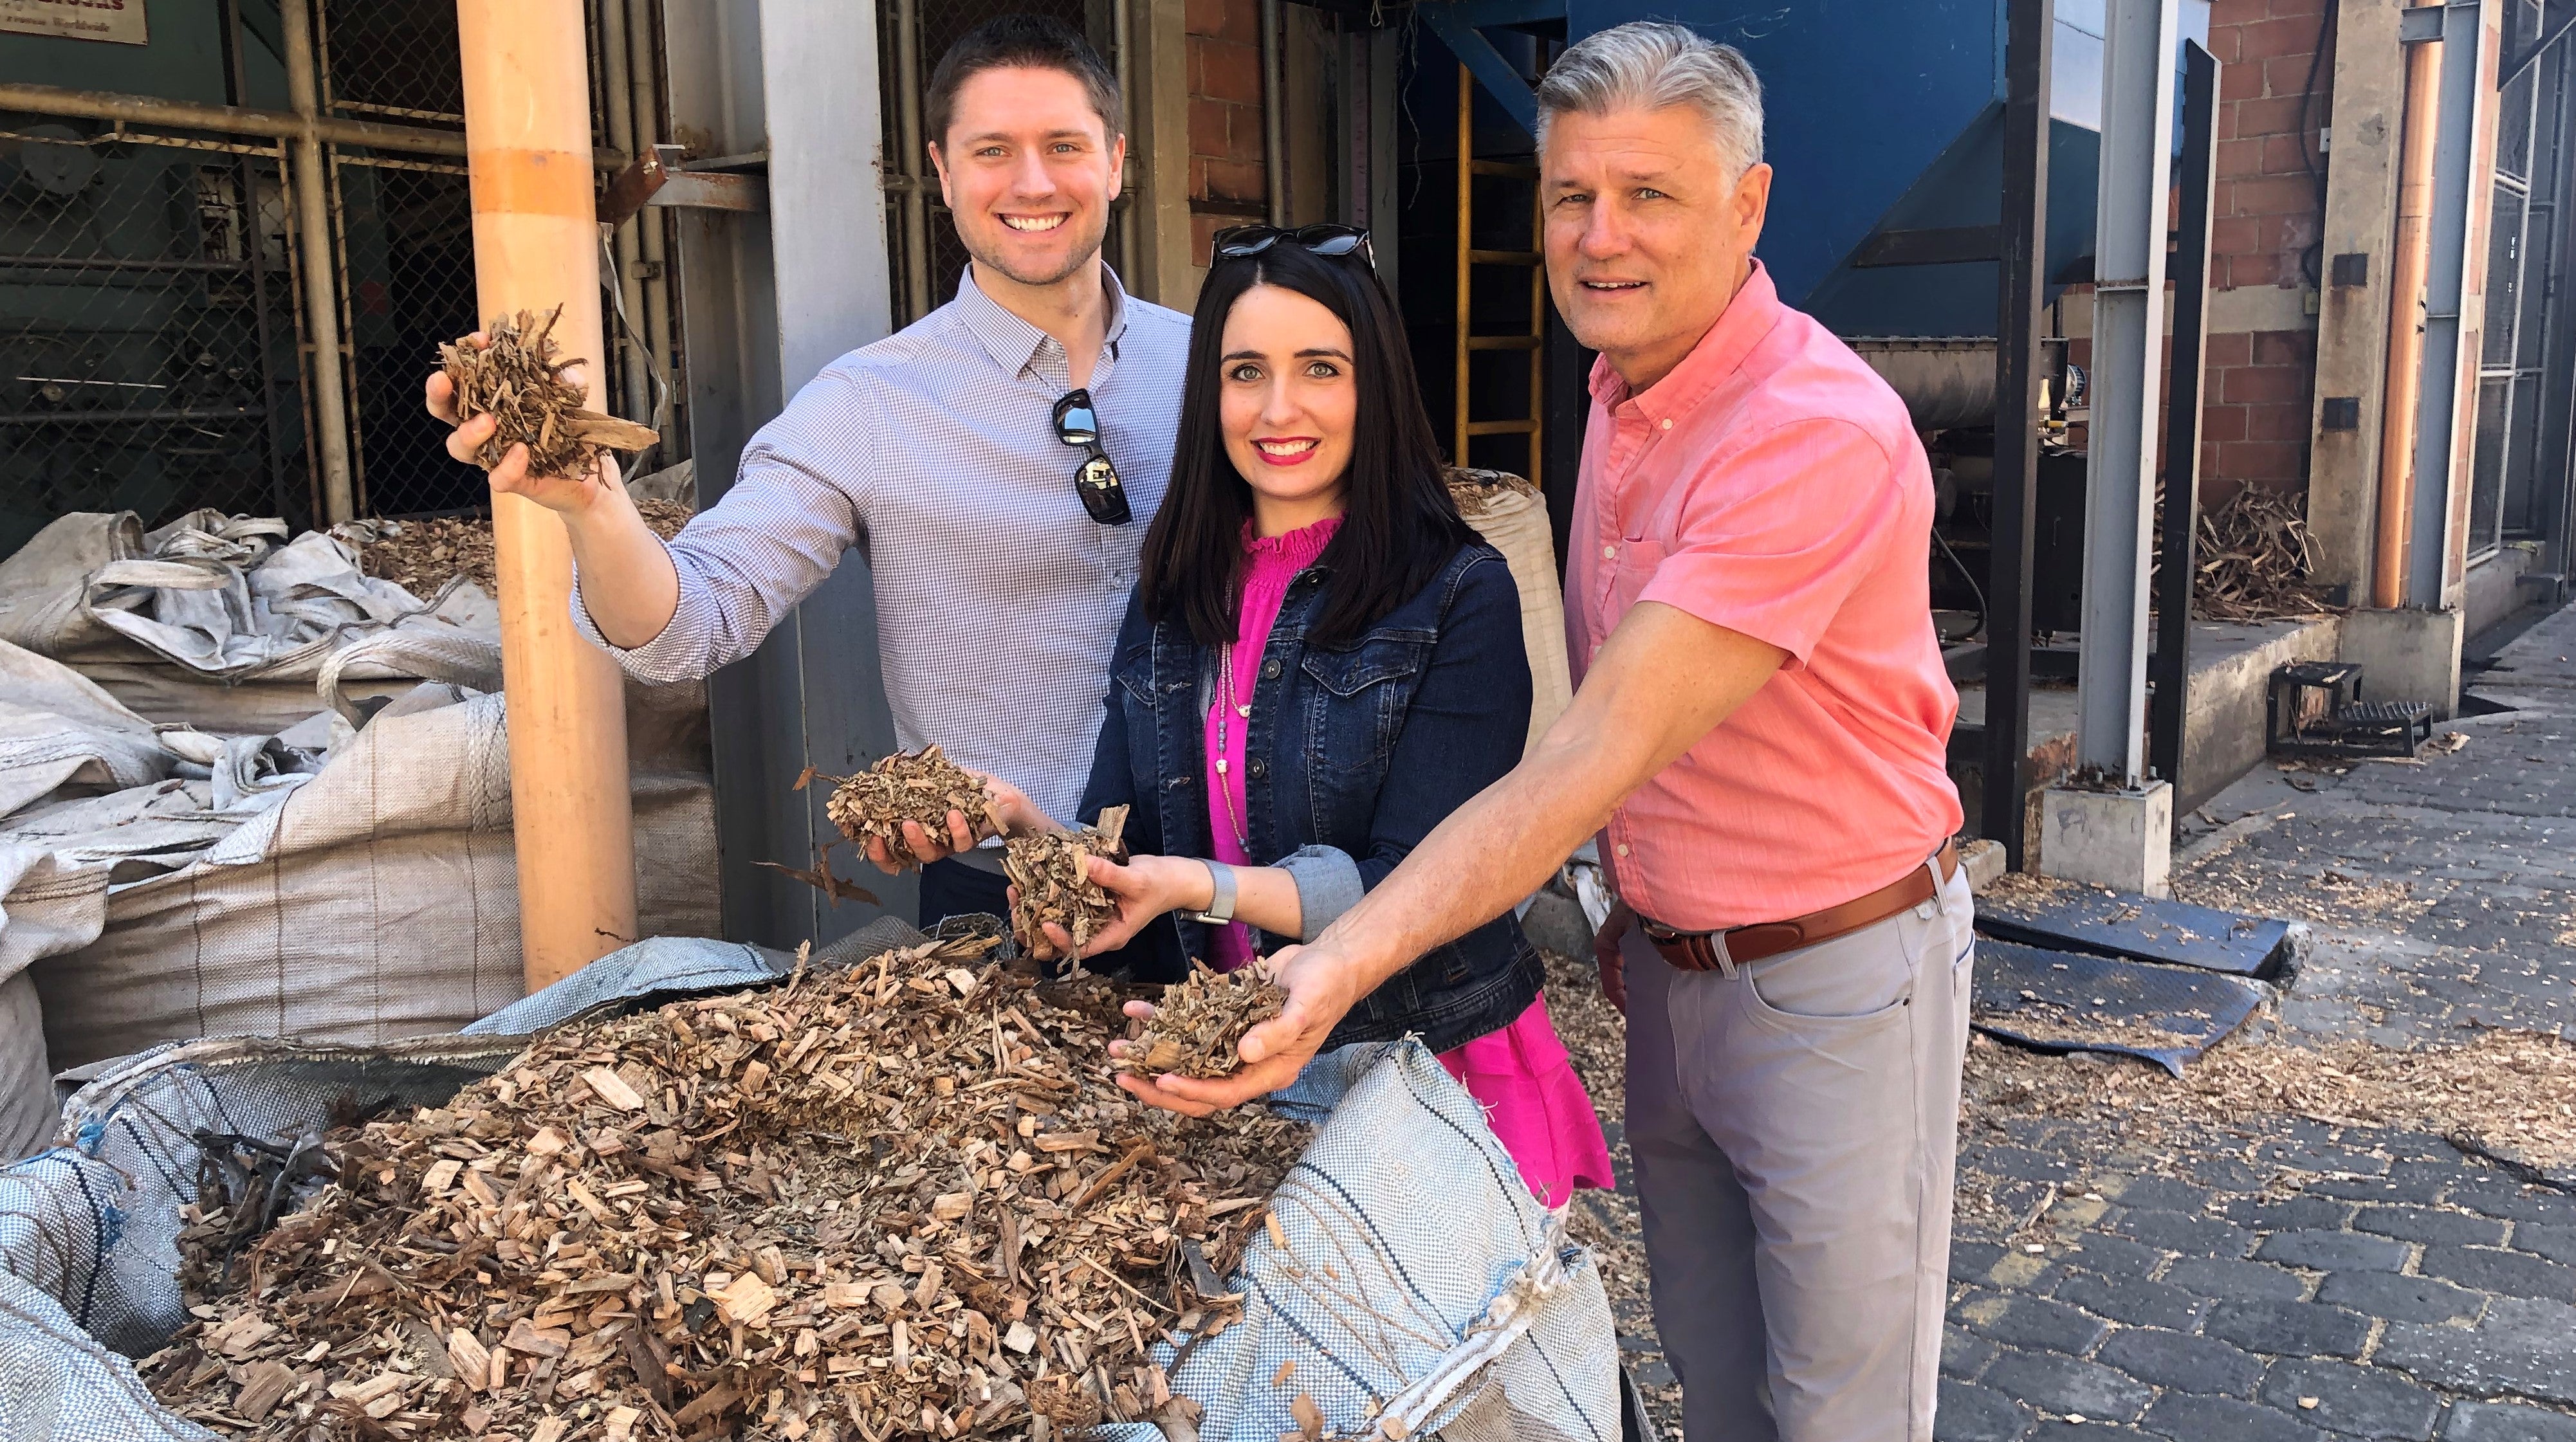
[466,147,600,219]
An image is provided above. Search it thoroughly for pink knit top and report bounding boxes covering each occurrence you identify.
[1198,514,1611,1207]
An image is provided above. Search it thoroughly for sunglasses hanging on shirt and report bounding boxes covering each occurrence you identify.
[1209,223,1376,268]
[1051,388,1132,526]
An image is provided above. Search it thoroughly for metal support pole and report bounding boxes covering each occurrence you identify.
[2152,42,2218,799]
[457,0,640,989]
[1985,0,2052,868]
[1261,0,1287,224]
[894,0,931,321]
[598,0,652,427]
[2406,0,2496,608]
[219,0,297,525]
[2075,0,2179,782]
[278,0,354,525]
[624,0,674,425]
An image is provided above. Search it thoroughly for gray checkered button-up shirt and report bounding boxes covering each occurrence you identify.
[576,266,1189,826]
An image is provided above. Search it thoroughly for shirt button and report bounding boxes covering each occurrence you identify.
[1260,659,1281,679]
[1602,545,1617,560]
[1615,843,1632,857]
[1247,758,1266,778]
[1659,418,1673,431]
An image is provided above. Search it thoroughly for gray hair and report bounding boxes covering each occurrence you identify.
[1534,21,1765,180]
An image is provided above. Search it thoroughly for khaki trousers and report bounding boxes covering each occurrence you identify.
[1624,861,1974,1442]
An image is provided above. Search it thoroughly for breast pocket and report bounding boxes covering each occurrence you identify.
[1300,635,1431,779]
[1605,536,1670,617]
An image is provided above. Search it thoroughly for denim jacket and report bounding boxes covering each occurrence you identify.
[1076,538,1545,1055]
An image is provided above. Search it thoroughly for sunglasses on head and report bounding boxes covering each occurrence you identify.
[1051,388,1132,526]
[1210,223,1375,267]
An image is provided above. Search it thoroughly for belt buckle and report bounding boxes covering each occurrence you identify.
[1642,918,1736,978]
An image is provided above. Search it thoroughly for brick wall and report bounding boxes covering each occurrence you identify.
[2200,0,2335,502]
[1186,0,1268,266]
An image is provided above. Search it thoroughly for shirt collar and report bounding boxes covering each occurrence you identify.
[1587,259,1785,425]
[951,261,1132,387]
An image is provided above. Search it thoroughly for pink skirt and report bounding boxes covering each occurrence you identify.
[1437,994,1615,1209]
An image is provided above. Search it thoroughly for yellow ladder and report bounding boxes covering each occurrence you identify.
[1453,62,1544,487]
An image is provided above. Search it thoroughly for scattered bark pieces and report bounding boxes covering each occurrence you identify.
[1116,965,1288,1079]
[1006,807,1130,955]
[144,934,1307,1441]
[822,745,1006,866]
[439,306,659,479]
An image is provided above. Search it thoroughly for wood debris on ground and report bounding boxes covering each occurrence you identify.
[440,307,661,478]
[1114,967,1287,1080]
[1964,1027,2576,1178]
[143,935,1307,1441]
[354,504,690,599]
[2190,484,2336,621]
[1005,808,1130,956]
[822,747,1007,868]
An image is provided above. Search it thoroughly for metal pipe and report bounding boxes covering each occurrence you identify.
[277,0,354,526]
[2405,0,2494,608]
[625,0,674,426]
[894,0,930,320]
[0,81,629,165]
[2152,42,2218,797]
[219,0,297,525]
[1985,0,2052,868]
[1262,0,1286,224]
[597,0,652,427]
[457,0,639,990]
[2373,1,2443,608]
[2074,0,2179,783]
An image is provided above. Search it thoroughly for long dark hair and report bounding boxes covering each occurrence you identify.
[1137,243,1473,650]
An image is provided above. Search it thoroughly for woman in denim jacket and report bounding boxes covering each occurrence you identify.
[984,226,1610,1206]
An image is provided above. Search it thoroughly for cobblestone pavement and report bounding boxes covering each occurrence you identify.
[1553,604,2576,1441]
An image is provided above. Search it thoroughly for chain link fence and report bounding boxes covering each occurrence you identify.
[2,2,659,555]
[0,122,311,558]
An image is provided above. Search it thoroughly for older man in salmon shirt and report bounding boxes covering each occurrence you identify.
[1109,19,1970,1441]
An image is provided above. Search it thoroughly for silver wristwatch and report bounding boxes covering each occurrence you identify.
[1186,859,1238,925]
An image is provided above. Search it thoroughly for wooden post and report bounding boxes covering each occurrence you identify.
[457,0,640,990]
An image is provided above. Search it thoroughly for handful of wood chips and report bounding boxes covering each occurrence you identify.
[1116,965,1290,1079]
[823,746,1007,867]
[439,306,659,478]
[144,935,1305,1442]
[1004,807,1130,957]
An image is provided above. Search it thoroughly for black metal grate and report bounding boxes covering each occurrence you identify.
[0,123,311,558]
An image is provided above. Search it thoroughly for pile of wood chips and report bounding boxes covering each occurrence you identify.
[354,504,692,600]
[1116,967,1288,1080]
[144,936,1309,1442]
[823,748,1007,868]
[440,307,661,479]
[1004,808,1130,958]
[2192,484,2335,621]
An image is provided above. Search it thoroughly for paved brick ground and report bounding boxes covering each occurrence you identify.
[1940,605,2576,1442]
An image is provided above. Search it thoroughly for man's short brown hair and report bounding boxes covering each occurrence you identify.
[925,15,1122,151]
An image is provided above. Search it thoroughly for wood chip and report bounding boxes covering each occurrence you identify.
[1117,963,1288,1078]
[1006,806,1131,954]
[581,1067,645,1113]
[822,745,1006,864]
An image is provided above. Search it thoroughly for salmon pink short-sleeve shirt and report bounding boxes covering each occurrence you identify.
[1565,263,1963,931]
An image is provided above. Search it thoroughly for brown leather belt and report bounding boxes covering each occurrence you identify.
[1639,841,1960,976]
